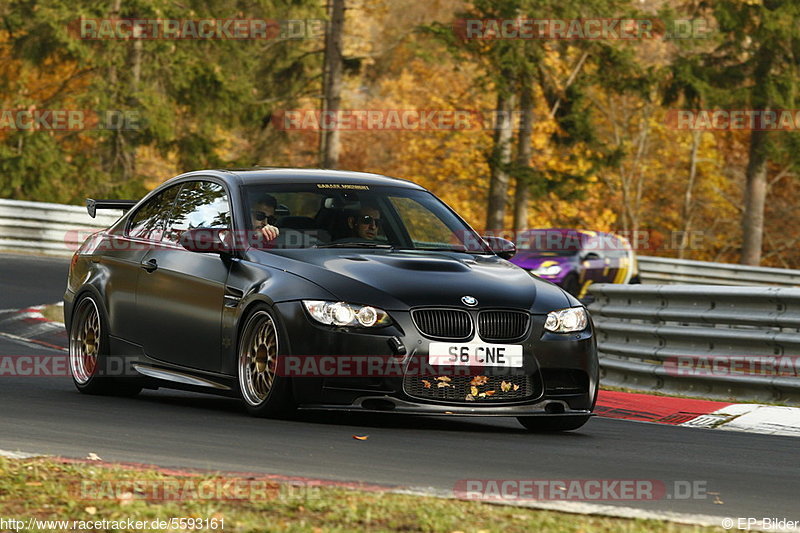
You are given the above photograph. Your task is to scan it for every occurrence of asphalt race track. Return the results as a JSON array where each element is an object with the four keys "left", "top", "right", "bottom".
[{"left": 1, "top": 252, "right": 798, "bottom": 523}]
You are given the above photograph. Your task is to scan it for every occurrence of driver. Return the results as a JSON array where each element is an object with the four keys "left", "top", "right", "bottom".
[
  {"left": 347, "top": 205, "right": 382, "bottom": 240},
  {"left": 250, "top": 194, "right": 280, "bottom": 242}
]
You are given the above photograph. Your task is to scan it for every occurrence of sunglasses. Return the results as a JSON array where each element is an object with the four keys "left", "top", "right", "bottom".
[
  {"left": 358, "top": 215, "right": 382, "bottom": 228},
  {"left": 252, "top": 211, "right": 277, "bottom": 225}
]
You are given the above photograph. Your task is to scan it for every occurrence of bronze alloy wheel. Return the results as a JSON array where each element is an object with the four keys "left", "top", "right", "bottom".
[
  {"left": 238, "top": 310, "right": 279, "bottom": 406},
  {"left": 69, "top": 297, "right": 101, "bottom": 385}
]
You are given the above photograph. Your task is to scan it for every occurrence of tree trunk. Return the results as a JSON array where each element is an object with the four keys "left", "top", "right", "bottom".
[
  {"left": 513, "top": 83, "right": 534, "bottom": 232},
  {"left": 741, "top": 129, "right": 769, "bottom": 265},
  {"left": 486, "top": 91, "right": 515, "bottom": 232},
  {"left": 320, "top": 0, "right": 345, "bottom": 169},
  {"left": 678, "top": 130, "right": 701, "bottom": 259},
  {"left": 103, "top": 0, "right": 136, "bottom": 189}
]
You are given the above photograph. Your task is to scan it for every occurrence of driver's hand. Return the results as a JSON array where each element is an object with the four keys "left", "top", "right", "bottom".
[{"left": 260, "top": 224, "right": 279, "bottom": 241}]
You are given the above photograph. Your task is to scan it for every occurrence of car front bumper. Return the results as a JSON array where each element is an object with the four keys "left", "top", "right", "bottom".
[{"left": 275, "top": 302, "right": 599, "bottom": 416}]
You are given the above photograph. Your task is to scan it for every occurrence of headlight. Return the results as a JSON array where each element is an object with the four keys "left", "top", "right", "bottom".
[
  {"left": 544, "top": 307, "right": 588, "bottom": 333},
  {"left": 533, "top": 264, "right": 562, "bottom": 276},
  {"left": 302, "top": 301, "right": 392, "bottom": 328}
]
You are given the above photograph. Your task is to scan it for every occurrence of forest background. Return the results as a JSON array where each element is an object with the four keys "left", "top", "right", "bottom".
[{"left": 2, "top": 0, "right": 798, "bottom": 267}]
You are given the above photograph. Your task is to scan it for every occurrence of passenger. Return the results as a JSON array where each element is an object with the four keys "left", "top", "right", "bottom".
[
  {"left": 347, "top": 205, "right": 382, "bottom": 240},
  {"left": 251, "top": 194, "right": 280, "bottom": 242}
]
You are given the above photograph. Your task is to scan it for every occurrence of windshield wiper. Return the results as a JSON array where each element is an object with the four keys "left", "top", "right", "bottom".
[{"left": 313, "top": 242, "right": 393, "bottom": 249}]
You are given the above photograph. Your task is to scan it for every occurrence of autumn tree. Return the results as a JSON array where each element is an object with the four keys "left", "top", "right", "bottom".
[
  {"left": 0, "top": 0, "right": 322, "bottom": 201},
  {"left": 670, "top": 0, "right": 800, "bottom": 265}
]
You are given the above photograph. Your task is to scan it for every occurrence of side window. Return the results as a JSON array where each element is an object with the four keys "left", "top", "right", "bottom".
[
  {"left": 127, "top": 185, "right": 180, "bottom": 241},
  {"left": 163, "top": 181, "right": 231, "bottom": 244},
  {"left": 581, "top": 237, "right": 603, "bottom": 259}
]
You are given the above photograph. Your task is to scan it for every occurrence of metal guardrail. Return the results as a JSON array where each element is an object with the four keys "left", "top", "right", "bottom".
[
  {"left": 0, "top": 199, "right": 121, "bottom": 257},
  {"left": 589, "top": 284, "right": 800, "bottom": 403},
  {"left": 638, "top": 255, "right": 800, "bottom": 287}
]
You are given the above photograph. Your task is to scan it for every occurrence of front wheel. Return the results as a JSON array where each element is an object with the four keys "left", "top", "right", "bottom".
[
  {"left": 69, "top": 294, "right": 140, "bottom": 397},
  {"left": 237, "top": 306, "right": 294, "bottom": 418},
  {"left": 517, "top": 415, "right": 591, "bottom": 432}
]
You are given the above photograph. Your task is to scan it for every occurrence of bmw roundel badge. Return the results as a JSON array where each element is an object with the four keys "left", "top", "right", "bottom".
[{"left": 461, "top": 295, "right": 478, "bottom": 307}]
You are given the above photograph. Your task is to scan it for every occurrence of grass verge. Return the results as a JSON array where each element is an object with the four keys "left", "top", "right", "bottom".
[{"left": 0, "top": 457, "right": 723, "bottom": 533}]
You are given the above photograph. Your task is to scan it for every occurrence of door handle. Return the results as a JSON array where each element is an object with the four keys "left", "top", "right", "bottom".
[{"left": 141, "top": 258, "right": 158, "bottom": 272}]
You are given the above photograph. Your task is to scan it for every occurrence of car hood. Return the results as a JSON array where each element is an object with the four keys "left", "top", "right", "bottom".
[
  {"left": 252, "top": 248, "right": 573, "bottom": 312},
  {"left": 510, "top": 252, "right": 575, "bottom": 272}
]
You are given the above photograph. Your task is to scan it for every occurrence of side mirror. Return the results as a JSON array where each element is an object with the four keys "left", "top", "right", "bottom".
[
  {"left": 180, "top": 228, "right": 231, "bottom": 254},
  {"left": 483, "top": 236, "right": 517, "bottom": 260}
]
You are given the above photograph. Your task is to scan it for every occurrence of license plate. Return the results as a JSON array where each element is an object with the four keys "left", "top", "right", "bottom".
[{"left": 428, "top": 343, "right": 523, "bottom": 367}]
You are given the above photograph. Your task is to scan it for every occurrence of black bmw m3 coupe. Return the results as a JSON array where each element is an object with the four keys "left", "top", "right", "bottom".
[{"left": 65, "top": 168, "right": 598, "bottom": 431}]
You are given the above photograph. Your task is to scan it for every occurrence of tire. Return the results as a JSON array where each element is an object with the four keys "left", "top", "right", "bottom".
[
  {"left": 561, "top": 274, "right": 581, "bottom": 297},
  {"left": 517, "top": 415, "right": 591, "bottom": 432},
  {"left": 237, "top": 305, "right": 294, "bottom": 418},
  {"left": 69, "top": 294, "right": 141, "bottom": 397}
]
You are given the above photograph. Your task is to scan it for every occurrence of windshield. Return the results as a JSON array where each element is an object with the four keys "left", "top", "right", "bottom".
[{"left": 241, "top": 183, "right": 491, "bottom": 253}]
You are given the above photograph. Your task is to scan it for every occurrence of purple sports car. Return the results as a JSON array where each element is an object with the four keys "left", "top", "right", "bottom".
[{"left": 510, "top": 229, "right": 640, "bottom": 297}]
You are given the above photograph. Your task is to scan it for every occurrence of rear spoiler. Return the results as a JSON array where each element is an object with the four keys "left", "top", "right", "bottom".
[{"left": 86, "top": 198, "right": 137, "bottom": 218}]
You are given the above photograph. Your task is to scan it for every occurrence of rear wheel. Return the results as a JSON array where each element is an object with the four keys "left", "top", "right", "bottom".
[
  {"left": 517, "top": 415, "right": 591, "bottom": 432},
  {"left": 69, "top": 294, "right": 141, "bottom": 396},
  {"left": 237, "top": 306, "right": 294, "bottom": 418}
]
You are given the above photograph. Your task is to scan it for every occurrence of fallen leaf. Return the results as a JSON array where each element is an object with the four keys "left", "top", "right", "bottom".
[
  {"left": 353, "top": 435, "right": 368, "bottom": 440},
  {"left": 512, "top": 384, "right": 520, "bottom": 391},
  {"left": 485, "top": 390, "right": 496, "bottom": 396},
  {"left": 117, "top": 492, "right": 134, "bottom": 506},
  {"left": 86, "top": 453, "right": 102, "bottom": 461},
  {"left": 465, "top": 394, "right": 475, "bottom": 401},
  {"left": 422, "top": 379, "right": 432, "bottom": 389},
  {"left": 470, "top": 375, "right": 489, "bottom": 386},
  {"left": 470, "top": 386, "right": 478, "bottom": 396},
  {"left": 437, "top": 381, "right": 451, "bottom": 388},
  {"left": 435, "top": 376, "right": 451, "bottom": 382},
  {"left": 500, "top": 381, "right": 511, "bottom": 392},
  {"left": 478, "top": 393, "right": 486, "bottom": 398},
  {"left": 25, "top": 482, "right": 42, "bottom": 487},
  {"left": 85, "top": 506, "right": 97, "bottom": 515}
]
